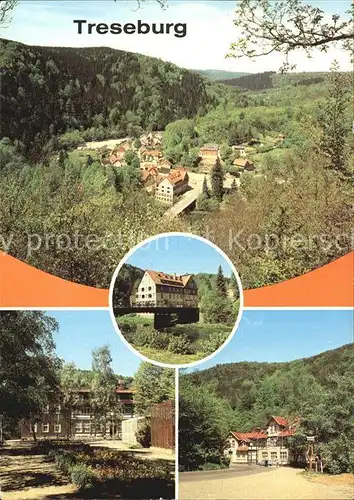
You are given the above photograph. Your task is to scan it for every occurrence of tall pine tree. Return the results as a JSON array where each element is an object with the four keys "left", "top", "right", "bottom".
[
  {"left": 211, "top": 157, "right": 224, "bottom": 202},
  {"left": 216, "top": 265, "right": 227, "bottom": 296}
]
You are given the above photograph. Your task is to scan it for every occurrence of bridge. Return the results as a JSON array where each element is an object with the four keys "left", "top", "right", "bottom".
[
  {"left": 164, "top": 189, "right": 198, "bottom": 218},
  {"left": 115, "top": 306, "right": 200, "bottom": 329}
]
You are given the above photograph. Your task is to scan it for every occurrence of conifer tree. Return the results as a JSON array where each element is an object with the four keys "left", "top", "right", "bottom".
[
  {"left": 202, "top": 175, "right": 210, "bottom": 199},
  {"left": 211, "top": 158, "right": 224, "bottom": 202},
  {"left": 216, "top": 265, "right": 227, "bottom": 296}
]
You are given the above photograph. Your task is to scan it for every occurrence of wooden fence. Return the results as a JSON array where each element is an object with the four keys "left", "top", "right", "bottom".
[{"left": 151, "top": 400, "right": 174, "bottom": 449}]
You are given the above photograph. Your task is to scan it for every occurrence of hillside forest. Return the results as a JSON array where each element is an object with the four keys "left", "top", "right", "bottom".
[
  {"left": 0, "top": 38, "right": 352, "bottom": 290},
  {"left": 179, "top": 344, "right": 354, "bottom": 474}
]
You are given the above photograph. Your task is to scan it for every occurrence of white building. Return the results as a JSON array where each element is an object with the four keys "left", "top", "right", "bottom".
[{"left": 133, "top": 270, "right": 198, "bottom": 308}]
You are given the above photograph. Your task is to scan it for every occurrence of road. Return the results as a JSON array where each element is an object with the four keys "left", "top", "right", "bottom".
[
  {"left": 179, "top": 465, "right": 354, "bottom": 500},
  {"left": 180, "top": 464, "right": 272, "bottom": 482}
]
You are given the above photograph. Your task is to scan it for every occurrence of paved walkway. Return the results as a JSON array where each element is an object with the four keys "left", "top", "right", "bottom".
[{"left": 179, "top": 466, "right": 354, "bottom": 499}]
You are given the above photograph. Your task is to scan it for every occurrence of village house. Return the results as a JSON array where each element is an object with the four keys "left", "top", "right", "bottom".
[
  {"left": 226, "top": 416, "right": 299, "bottom": 465},
  {"left": 140, "top": 132, "right": 163, "bottom": 148},
  {"left": 233, "top": 158, "right": 255, "bottom": 171},
  {"left": 100, "top": 141, "right": 132, "bottom": 167},
  {"left": 155, "top": 168, "right": 189, "bottom": 205},
  {"left": 133, "top": 270, "right": 198, "bottom": 308},
  {"left": 232, "top": 145, "right": 247, "bottom": 157},
  {"left": 20, "top": 384, "right": 134, "bottom": 441},
  {"left": 199, "top": 144, "right": 219, "bottom": 163},
  {"left": 140, "top": 148, "right": 163, "bottom": 163},
  {"left": 157, "top": 158, "right": 172, "bottom": 174}
]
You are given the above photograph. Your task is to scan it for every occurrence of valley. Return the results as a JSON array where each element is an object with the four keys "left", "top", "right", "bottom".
[{"left": 0, "top": 39, "right": 352, "bottom": 290}]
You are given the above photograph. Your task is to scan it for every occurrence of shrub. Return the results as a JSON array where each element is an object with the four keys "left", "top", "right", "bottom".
[
  {"left": 55, "top": 452, "right": 76, "bottom": 474},
  {"left": 134, "top": 326, "right": 155, "bottom": 346},
  {"left": 70, "top": 463, "right": 95, "bottom": 489},
  {"left": 136, "top": 422, "right": 151, "bottom": 448},
  {"left": 168, "top": 336, "right": 194, "bottom": 354},
  {"left": 149, "top": 332, "right": 170, "bottom": 350},
  {"left": 199, "top": 330, "right": 229, "bottom": 355}
]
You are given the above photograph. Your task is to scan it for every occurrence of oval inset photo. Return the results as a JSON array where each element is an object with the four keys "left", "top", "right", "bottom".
[{"left": 109, "top": 233, "right": 243, "bottom": 368}]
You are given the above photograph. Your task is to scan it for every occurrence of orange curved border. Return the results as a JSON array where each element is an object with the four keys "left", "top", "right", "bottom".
[{"left": 0, "top": 251, "right": 353, "bottom": 308}]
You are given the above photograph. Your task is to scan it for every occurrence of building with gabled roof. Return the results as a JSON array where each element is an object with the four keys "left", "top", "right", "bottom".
[
  {"left": 155, "top": 168, "right": 189, "bottom": 205},
  {"left": 226, "top": 415, "right": 300, "bottom": 465},
  {"left": 233, "top": 158, "right": 255, "bottom": 171},
  {"left": 20, "top": 384, "right": 134, "bottom": 441},
  {"left": 133, "top": 269, "right": 198, "bottom": 308}
]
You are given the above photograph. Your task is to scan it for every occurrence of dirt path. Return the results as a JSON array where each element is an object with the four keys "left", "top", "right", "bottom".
[
  {"left": 0, "top": 443, "right": 77, "bottom": 500},
  {"left": 179, "top": 466, "right": 353, "bottom": 500}
]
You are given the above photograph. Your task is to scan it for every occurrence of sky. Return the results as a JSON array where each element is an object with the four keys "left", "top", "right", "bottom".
[
  {"left": 125, "top": 234, "right": 234, "bottom": 277},
  {"left": 48, "top": 308, "right": 353, "bottom": 374},
  {"left": 2, "top": 0, "right": 352, "bottom": 72},
  {"left": 188, "top": 309, "right": 354, "bottom": 371},
  {"left": 49, "top": 309, "right": 141, "bottom": 375}
]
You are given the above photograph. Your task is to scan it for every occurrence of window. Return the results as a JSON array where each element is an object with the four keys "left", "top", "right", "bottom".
[
  {"left": 30, "top": 423, "right": 38, "bottom": 433},
  {"left": 123, "top": 405, "right": 133, "bottom": 415},
  {"left": 141, "top": 287, "right": 145, "bottom": 292},
  {"left": 271, "top": 452, "right": 277, "bottom": 459},
  {"left": 55, "top": 404, "right": 61, "bottom": 414},
  {"left": 43, "top": 404, "right": 49, "bottom": 414},
  {"left": 42, "top": 423, "right": 49, "bottom": 433},
  {"left": 262, "top": 452, "right": 268, "bottom": 458},
  {"left": 82, "top": 422, "right": 91, "bottom": 433},
  {"left": 142, "top": 295, "right": 145, "bottom": 299},
  {"left": 54, "top": 424, "right": 61, "bottom": 433},
  {"left": 280, "top": 451, "right": 287, "bottom": 461},
  {"left": 148, "top": 286, "right": 152, "bottom": 290},
  {"left": 75, "top": 422, "right": 82, "bottom": 433}
]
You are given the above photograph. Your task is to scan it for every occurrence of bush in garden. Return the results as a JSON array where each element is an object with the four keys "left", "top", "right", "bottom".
[
  {"left": 134, "top": 326, "right": 155, "bottom": 346},
  {"left": 136, "top": 422, "right": 151, "bottom": 448},
  {"left": 55, "top": 451, "right": 77, "bottom": 474},
  {"left": 199, "top": 330, "right": 229, "bottom": 355},
  {"left": 70, "top": 463, "right": 96, "bottom": 489},
  {"left": 149, "top": 331, "right": 170, "bottom": 350},
  {"left": 168, "top": 336, "right": 194, "bottom": 354}
]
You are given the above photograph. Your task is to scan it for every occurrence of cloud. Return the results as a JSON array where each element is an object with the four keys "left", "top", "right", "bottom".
[{"left": 4, "top": 0, "right": 352, "bottom": 71}]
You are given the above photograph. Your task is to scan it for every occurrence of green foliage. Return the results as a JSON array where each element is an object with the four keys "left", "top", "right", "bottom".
[
  {"left": 136, "top": 422, "right": 151, "bottom": 448},
  {"left": 0, "top": 311, "right": 60, "bottom": 428},
  {"left": 168, "top": 336, "right": 194, "bottom": 355},
  {"left": 179, "top": 377, "right": 233, "bottom": 471},
  {"left": 133, "top": 363, "right": 174, "bottom": 415},
  {"left": 70, "top": 464, "right": 95, "bottom": 489},
  {"left": 1, "top": 39, "right": 212, "bottom": 157},
  {"left": 216, "top": 265, "right": 227, "bottom": 296},
  {"left": 198, "top": 330, "right": 230, "bottom": 356},
  {"left": 210, "top": 157, "right": 224, "bottom": 201}
]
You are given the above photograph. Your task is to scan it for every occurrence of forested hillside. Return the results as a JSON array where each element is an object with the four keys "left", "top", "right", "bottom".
[
  {"left": 193, "top": 69, "right": 250, "bottom": 81},
  {"left": 0, "top": 39, "right": 213, "bottom": 157},
  {"left": 188, "top": 344, "right": 354, "bottom": 410},
  {"left": 219, "top": 71, "right": 276, "bottom": 90}
]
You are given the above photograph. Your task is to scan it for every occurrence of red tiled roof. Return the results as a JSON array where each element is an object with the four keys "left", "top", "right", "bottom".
[
  {"left": 166, "top": 168, "right": 188, "bottom": 186},
  {"left": 270, "top": 416, "right": 289, "bottom": 427},
  {"left": 146, "top": 270, "right": 193, "bottom": 288},
  {"left": 279, "top": 429, "right": 296, "bottom": 437},
  {"left": 231, "top": 431, "right": 267, "bottom": 441}
]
